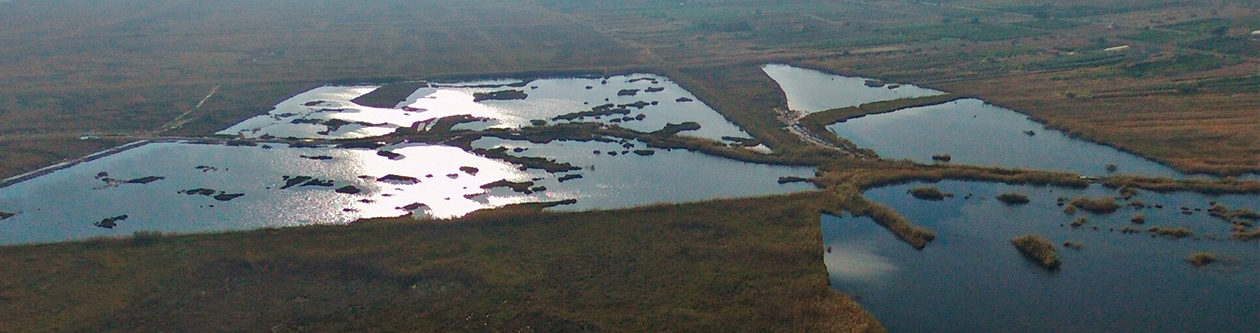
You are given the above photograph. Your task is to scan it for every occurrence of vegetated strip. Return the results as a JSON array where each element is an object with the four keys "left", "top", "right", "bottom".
[
  {"left": 816, "top": 159, "right": 1091, "bottom": 190},
  {"left": 823, "top": 184, "right": 936, "bottom": 250},
  {"left": 797, "top": 94, "right": 966, "bottom": 147},
  {"left": 1100, "top": 175, "right": 1260, "bottom": 194},
  {"left": 810, "top": 158, "right": 1260, "bottom": 250},
  {"left": 391, "top": 120, "right": 843, "bottom": 167}
]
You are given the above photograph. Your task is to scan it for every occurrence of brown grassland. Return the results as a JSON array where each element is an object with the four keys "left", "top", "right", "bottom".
[
  {"left": 0, "top": 193, "right": 880, "bottom": 332},
  {"left": 1, "top": 0, "right": 1259, "bottom": 330}
]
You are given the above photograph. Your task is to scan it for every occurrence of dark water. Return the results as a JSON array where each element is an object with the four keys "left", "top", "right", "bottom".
[{"left": 824, "top": 180, "right": 1259, "bottom": 332}]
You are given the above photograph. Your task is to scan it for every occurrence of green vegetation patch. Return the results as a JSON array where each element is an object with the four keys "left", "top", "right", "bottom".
[
  {"left": 1025, "top": 51, "right": 1134, "bottom": 71},
  {"left": 1121, "top": 30, "right": 1193, "bottom": 44},
  {"left": 1162, "top": 18, "right": 1233, "bottom": 35},
  {"left": 1182, "top": 37, "right": 1260, "bottom": 58},
  {"left": 1123, "top": 53, "right": 1241, "bottom": 78},
  {"left": 1014, "top": 19, "right": 1087, "bottom": 30},
  {"left": 896, "top": 22, "right": 1040, "bottom": 42}
]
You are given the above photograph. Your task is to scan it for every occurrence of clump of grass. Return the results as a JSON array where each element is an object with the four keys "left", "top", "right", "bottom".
[
  {"left": 1068, "top": 196, "right": 1120, "bottom": 214},
  {"left": 1235, "top": 208, "right": 1260, "bottom": 220},
  {"left": 996, "top": 192, "right": 1030, "bottom": 204},
  {"left": 1117, "top": 186, "right": 1138, "bottom": 200},
  {"left": 1062, "top": 241, "right": 1084, "bottom": 250},
  {"left": 1207, "top": 203, "right": 1260, "bottom": 222},
  {"left": 1011, "top": 234, "right": 1061, "bottom": 270},
  {"left": 1070, "top": 217, "right": 1087, "bottom": 228},
  {"left": 471, "top": 89, "right": 527, "bottom": 102},
  {"left": 1130, "top": 214, "right": 1146, "bottom": 224},
  {"left": 1148, "top": 226, "right": 1194, "bottom": 239},
  {"left": 908, "top": 186, "right": 952, "bottom": 201},
  {"left": 1185, "top": 252, "right": 1218, "bottom": 267},
  {"left": 1232, "top": 227, "right": 1260, "bottom": 241}
]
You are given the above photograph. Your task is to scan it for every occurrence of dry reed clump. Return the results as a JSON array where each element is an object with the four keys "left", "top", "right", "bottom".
[
  {"left": 1130, "top": 214, "right": 1146, "bottom": 224},
  {"left": 1185, "top": 252, "right": 1218, "bottom": 267},
  {"left": 1011, "top": 234, "right": 1061, "bottom": 270},
  {"left": 1068, "top": 196, "right": 1120, "bottom": 214},
  {"left": 908, "top": 186, "right": 951, "bottom": 200},
  {"left": 996, "top": 192, "right": 1030, "bottom": 204},
  {"left": 1232, "top": 227, "right": 1260, "bottom": 241},
  {"left": 1148, "top": 226, "right": 1194, "bottom": 239}
]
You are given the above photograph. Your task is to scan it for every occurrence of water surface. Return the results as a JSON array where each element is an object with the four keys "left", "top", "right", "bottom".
[
  {"left": 762, "top": 64, "right": 944, "bottom": 113},
  {"left": 825, "top": 180, "right": 1258, "bottom": 332},
  {"left": 221, "top": 74, "right": 763, "bottom": 146},
  {"left": 0, "top": 139, "right": 813, "bottom": 245},
  {"left": 827, "top": 99, "right": 1185, "bottom": 177}
]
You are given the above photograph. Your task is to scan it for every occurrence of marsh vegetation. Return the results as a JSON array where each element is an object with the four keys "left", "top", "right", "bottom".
[{"left": 2, "top": 0, "right": 1260, "bottom": 331}]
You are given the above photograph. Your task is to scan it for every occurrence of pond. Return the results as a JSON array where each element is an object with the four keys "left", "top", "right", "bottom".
[
  {"left": 762, "top": 64, "right": 1194, "bottom": 177},
  {"left": 826, "top": 99, "right": 1185, "bottom": 177},
  {"left": 761, "top": 64, "right": 944, "bottom": 113},
  {"left": 0, "top": 137, "right": 812, "bottom": 245},
  {"left": 824, "top": 180, "right": 1259, "bottom": 332},
  {"left": 219, "top": 73, "right": 765, "bottom": 149},
  {"left": 0, "top": 70, "right": 826, "bottom": 245}
]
